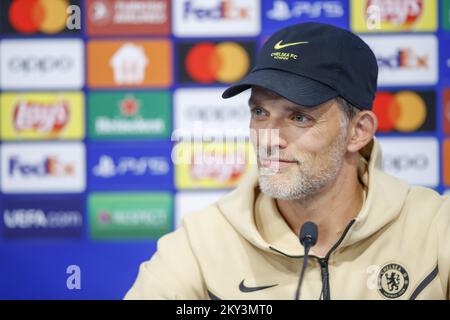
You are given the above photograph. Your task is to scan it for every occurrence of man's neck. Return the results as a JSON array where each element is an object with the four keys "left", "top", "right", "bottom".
[{"left": 275, "top": 157, "right": 365, "bottom": 257}]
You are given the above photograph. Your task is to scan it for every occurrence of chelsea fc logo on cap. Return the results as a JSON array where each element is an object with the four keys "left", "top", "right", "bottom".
[{"left": 378, "top": 263, "right": 409, "bottom": 299}]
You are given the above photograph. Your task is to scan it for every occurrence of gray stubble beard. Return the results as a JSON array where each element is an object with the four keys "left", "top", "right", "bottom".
[{"left": 257, "top": 128, "right": 348, "bottom": 201}]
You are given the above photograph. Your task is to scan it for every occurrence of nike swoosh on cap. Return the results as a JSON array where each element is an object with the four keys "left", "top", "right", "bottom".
[
  {"left": 238, "top": 279, "right": 278, "bottom": 293},
  {"left": 274, "top": 40, "right": 309, "bottom": 50}
]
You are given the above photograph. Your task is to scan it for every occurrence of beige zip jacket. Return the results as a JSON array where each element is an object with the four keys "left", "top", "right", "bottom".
[{"left": 125, "top": 138, "right": 450, "bottom": 300}]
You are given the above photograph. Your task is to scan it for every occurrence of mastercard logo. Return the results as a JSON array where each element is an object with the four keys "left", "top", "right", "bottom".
[
  {"left": 373, "top": 91, "right": 434, "bottom": 132},
  {"left": 8, "top": 0, "right": 70, "bottom": 34},
  {"left": 444, "top": 140, "right": 450, "bottom": 186},
  {"left": 443, "top": 89, "right": 450, "bottom": 135},
  {"left": 183, "top": 42, "right": 252, "bottom": 84}
]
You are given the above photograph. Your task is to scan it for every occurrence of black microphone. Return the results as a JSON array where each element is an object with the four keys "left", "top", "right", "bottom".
[{"left": 294, "top": 221, "right": 318, "bottom": 300}]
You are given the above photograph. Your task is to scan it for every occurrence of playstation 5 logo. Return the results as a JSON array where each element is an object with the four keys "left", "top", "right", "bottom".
[
  {"left": 267, "top": 0, "right": 344, "bottom": 21},
  {"left": 93, "top": 155, "right": 170, "bottom": 178}
]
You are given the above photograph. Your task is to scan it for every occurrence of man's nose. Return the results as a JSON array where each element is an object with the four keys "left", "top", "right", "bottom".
[{"left": 252, "top": 127, "right": 288, "bottom": 151}]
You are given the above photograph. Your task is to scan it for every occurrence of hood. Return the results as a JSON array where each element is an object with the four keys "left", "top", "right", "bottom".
[{"left": 217, "top": 138, "right": 410, "bottom": 257}]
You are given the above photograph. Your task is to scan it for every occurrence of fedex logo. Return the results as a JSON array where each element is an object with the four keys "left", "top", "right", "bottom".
[
  {"left": 183, "top": 0, "right": 249, "bottom": 20},
  {"left": 173, "top": 0, "right": 260, "bottom": 37},
  {"left": 1, "top": 143, "right": 85, "bottom": 193},
  {"left": 377, "top": 48, "right": 428, "bottom": 69},
  {"left": 8, "top": 156, "right": 74, "bottom": 177},
  {"left": 362, "top": 35, "right": 437, "bottom": 86}
]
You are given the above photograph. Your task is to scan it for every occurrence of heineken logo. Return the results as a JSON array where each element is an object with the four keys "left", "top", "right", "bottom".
[{"left": 88, "top": 92, "right": 170, "bottom": 139}]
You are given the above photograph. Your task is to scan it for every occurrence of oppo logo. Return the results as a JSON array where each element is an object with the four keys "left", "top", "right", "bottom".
[
  {"left": 8, "top": 56, "right": 73, "bottom": 73},
  {"left": 383, "top": 154, "right": 429, "bottom": 171},
  {"left": 185, "top": 105, "right": 248, "bottom": 122}
]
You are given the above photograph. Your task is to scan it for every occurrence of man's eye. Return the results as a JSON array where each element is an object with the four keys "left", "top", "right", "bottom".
[
  {"left": 251, "top": 107, "right": 266, "bottom": 118},
  {"left": 293, "top": 114, "right": 310, "bottom": 123}
]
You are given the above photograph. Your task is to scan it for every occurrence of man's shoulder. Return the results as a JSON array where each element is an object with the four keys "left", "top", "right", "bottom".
[
  {"left": 375, "top": 167, "right": 445, "bottom": 204},
  {"left": 154, "top": 200, "right": 232, "bottom": 255},
  {"left": 182, "top": 200, "right": 225, "bottom": 226},
  {"left": 180, "top": 180, "right": 257, "bottom": 227},
  {"left": 180, "top": 192, "right": 236, "bottom": 233},
  {"left": 373, "top": 168, "right": 448, "bottom": 222},
  {"left": 401, "top": 183, "right": 449, "bottom": 222}
]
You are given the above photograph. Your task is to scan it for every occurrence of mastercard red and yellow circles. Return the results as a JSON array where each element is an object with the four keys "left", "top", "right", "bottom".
[
  {"left": 185, "top": 42, "right": 250, "bottom": 84},
  {"left": 9, "top": 0, "right": 70, "bottom": 34},
  {"left": 373, "top": 91, "right": 427, "bottom": 132},
  {"left": 444, "top": 140, "right": 450, "bottom": 186}
]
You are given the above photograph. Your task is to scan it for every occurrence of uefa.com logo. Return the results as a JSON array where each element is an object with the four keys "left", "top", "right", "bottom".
[{"left": 171, "top": 123, "right": 284, "bottom": 176}]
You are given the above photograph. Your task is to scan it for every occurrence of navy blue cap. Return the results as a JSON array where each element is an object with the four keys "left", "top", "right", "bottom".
[{"left": 222, "top": 22, "right": 378, "bottom": 110}]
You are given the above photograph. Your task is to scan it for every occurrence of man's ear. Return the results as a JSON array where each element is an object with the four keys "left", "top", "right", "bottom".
[{"left": 347, "top": 111, "right": 378, "bottom": 153}]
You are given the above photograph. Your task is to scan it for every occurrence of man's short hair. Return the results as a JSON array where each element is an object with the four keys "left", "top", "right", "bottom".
[{"left": 336, "top": 96, "right": 360, "bottom": 122}]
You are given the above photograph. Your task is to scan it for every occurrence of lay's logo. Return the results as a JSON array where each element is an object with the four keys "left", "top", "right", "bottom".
[
  {"left": 351, "top": 0, "right": 437, "bottom": 32},
  {"left": 0, "top": 93, "right": 84, "bottom": 140},
  {"left": 367, "top": 0, "right": 423, "bottom": 25},
  {"left": 14, "top": 101, "right": 69, "bottom": 134},
  {"left": 174, "top": 142, "right": 256, "bottom": 189}
]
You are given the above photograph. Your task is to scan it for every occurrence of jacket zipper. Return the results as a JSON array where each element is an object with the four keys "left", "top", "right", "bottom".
[
  {"left": 316, "top": 219, "right": 356, "bottom": 300},
  {"left": 268, "top": 219, "right": 356, "bottom": 300},
  {"left": 318, "top": 258, "right": 330, "bottom": 300}
]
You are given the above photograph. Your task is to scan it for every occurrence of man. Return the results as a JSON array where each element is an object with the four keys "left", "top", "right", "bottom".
[{"left": 125, "top": 23, "right": 450, "bottom": 300}]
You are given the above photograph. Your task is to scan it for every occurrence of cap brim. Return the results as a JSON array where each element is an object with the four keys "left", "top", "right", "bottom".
[{"left": 222, "top": 69, "right": 339, "bottom": 107}]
